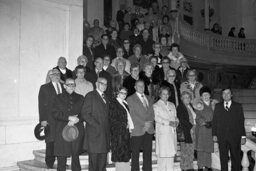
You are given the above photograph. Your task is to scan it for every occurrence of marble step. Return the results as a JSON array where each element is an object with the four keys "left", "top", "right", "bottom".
[
  {"left": 243, "top": 104, "right": 256, "bottom": 111},
  {"left": 244, "top": 111, "right": 256, "bottom": 119},
  {"left": 233, "top": 89, "right": 256, "bottom": 97},
  {"left": 17, "top": 159, "right": 198, "bottom": 171},
  {"left": 233, "top": 96, "right": 256, "bottom": 104},
  {"left": 0, "top": 166, "right": 20, "bottom": 171}
]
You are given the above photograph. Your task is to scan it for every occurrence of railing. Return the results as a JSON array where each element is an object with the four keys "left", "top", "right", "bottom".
[
  {"left": 241, "top": 138, "right": 256, "bottom": 171},
  {"left": 178, "top": 20, "right": 256, "bottom": 57}
]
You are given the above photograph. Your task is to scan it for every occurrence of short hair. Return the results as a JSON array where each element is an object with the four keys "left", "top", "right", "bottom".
[
  {"left": 170, "top": 43, "right": 180, "bottom": 51},
  {"left": 94, "top": 57, "right": 103, "bottom": 63},
  {"left": 124, "top": 22, "right": 130, "bottom": 28},
  {"left": 77, "top": 55, "right": 88, "bottom": 64},
  {"left": 101, "top": 34, "right": 109, "bottom": 39},
  {"left": 186, "top": 69, "right": 197, "bottom": 78},
  {"left": 162, "top": 15, "right": 170, "bottom": 22},
  {"left": 167, "top": 69, "right": 176, "bottom": 76},
  {"left": 149, "top": 55, "right": 158, "bottom": 62},
  {"left": 133, "top": 44, "right": 142, "bottom": 52},
  {"left": 123, "top": 39, "right": 130, "bottom": 43},
  {"left": 97, "top": 77, "right": 107, "bottom": 83},
  {"left": 115, "top": 58, "right": 126, "bottom": 69},
  {"left": 221, "top": 87, "right": 232, "bottom": 93},
  {"left": 161, "top": 56, "right": 170, "bottom": 63},
  {"left": 87, "top": 35, "right": 94, "bottom": 41},
  {"left": 142, "top": 29, "right": 149, "bottom": 34},
  {"left": 158, "top": 86, "right": 170, "bottom": 97},
  {"left": 153, "top": 42, "right": 161, "bottom": 49},
  {"left": 130, "top": 63, "right": 140, "bottom": 72},
  {"left": 143, "top": 62, "right": 153, "bottom": 70},
  {"left": 116, "top": 86, "right": 128, "bottom": 95},
  {"left": 199, "top": 86, "right": 211, "bottom": 96},
  {"left": 135, "top": 79, "right": 145, "bottom": 86},
  {"left": 58, "top": 56, "right": 67, "bottom": 62},
  {"left": 180, "top": 91, "right": 192, "bottom": 99},
  {"left": 75, "top": 65, "right": 86, "bottom": 74},
  {"left": 65, "top": 78, "right": 75, "bottom": 84}
]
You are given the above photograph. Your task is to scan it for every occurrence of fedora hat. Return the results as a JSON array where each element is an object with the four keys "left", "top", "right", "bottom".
[
  {"left": 62, "top": 125, "right": 79, "bottom": 142},
  {"left": 34, "top": 123, "right": 49, "bottom": 141}
]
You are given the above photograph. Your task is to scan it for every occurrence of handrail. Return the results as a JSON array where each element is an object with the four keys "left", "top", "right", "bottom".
[{"left": 178, "top": 20, "right": 256, "bottom": 57}]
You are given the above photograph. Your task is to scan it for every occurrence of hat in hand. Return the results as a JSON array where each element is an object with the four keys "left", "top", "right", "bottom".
[
  {"left": 34, "top": 123, "right": 49, "bottom": 141},
  {"left": 62, "top": 125, "right": 79, "bottom": 142}
]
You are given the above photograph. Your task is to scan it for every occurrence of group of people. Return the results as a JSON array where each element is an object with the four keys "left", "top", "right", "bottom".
[
  {"left": 38, "top": 2, "right": 246, "bottom": 171},
  {"left": 228, "top": 27, "right": 246, "bottom": 38}
]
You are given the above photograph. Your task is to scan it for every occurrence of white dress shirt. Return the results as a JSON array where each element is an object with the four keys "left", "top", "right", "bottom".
[{"left": 52, "top": 82, "right": 62, "bottom": 94}]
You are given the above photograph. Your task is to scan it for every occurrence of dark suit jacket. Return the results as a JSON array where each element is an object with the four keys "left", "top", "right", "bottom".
[
  {"left": 94, "top": 43, "right": 116, "bottom": 61},
  {"left": 176, "top": 67, "right": 189, "bottom": 85},
  {"left": 81, "top": 90, "right": 110, "bottom": 153},
  {"left": 212, "top": 101, "right": 246, "bottom": 141},
  {"left": 83, "top": 45, "right": 95, "bottom": 70},
  {"left": 176, "top": 102, "right": 193, "bottom": 143},
  {"left": 127, "top": 93, "right": 155, "bottom": 136},
  {"left": 38, "top": 82, "right": 61, "bottom": 142},
  {"left": 52, "top": 91, "right": 84, "bottom": 156},
  {"left": 54, "top": 66, "right": 73, "bottom": 82},
  {"left": 161, "top": 80, "right": 181, "bottom": 107},
  {"left": 85, "top": 69, "right": 113, "bottom": 99},
  {"left": 123, "top": 75, "right": 137, "bottom": 97}
]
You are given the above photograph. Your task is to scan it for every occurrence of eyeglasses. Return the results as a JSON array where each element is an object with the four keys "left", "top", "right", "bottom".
[
  {"left": 168, "top": 75, "right": 176, "bottom": 77},
  {"left": 65, "top": 83, "right": 76, "bottom": 87},
  {"left": 98, "top": 81, "right": 107, "bottom": 86},
  {"left": 188, "top": 75, "right": 196, "bottom": 77},
  {"left": 124, "top": 42, "right": 130, "bottom": 44},
  {"left": 162, "top": 62, "right": 169, "bottom": 64}
]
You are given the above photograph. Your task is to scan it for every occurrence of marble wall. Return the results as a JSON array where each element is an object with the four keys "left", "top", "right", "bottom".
[{"left": 0, "top": 0, "right": 83, "bottom": 168}]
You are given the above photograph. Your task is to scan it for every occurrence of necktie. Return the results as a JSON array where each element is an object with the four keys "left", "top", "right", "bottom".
[
  {"left": 96, "top": 70, "right": 100, "bottom": 78},
  {"left": 225, "top": 102, "right": 229, "bottom": 111},
  {"left": 56, "top": 83, "right": 61, "bottom": 94},
  {"left": 102, "top": 93, "right": 106, "bottom": 104},
  {"left": 141, "top": 95, "right": 148, "bottom": 108}
]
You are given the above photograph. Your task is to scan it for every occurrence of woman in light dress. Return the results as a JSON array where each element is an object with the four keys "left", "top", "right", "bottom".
[{"left": 153, "top": 86, "right": 178, "bottom": 171}]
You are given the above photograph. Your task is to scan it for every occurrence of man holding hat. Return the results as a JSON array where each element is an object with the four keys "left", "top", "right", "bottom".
[
  {"left": 212, "top": 88, "right": 246, "bottom": 171},
  {"left": 81, "top": 77, "right": 110, "bottom": 171},
  {"left": 38, "top": 68, "right": 62, "bottom": 168},
  {"left": 52, "top": 78, "right": 84, "bottom": 171}
]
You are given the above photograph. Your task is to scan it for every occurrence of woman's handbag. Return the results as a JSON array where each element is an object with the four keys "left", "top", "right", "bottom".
[{"left": 176, "top": 124, "right": 185, "bottom": 142}]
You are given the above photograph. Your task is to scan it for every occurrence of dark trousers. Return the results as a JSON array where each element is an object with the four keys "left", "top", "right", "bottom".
[
  {"left": 218, "top": 138, "right": 241, "bottom": 171},
  {"left": 57, "top": 155, "right": 81, "bottom": 171},
  {"left": 45, "top": 141, "right": 55, "bottom": 168},
  {"left": 131, "top": 132, "right": 153, "bottom": 171},
  {"left": 88, "top": 153, "right": 107, "bottom": 171}
]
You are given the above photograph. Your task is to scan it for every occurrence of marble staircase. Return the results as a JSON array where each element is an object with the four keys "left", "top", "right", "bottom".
[{"left": 17, "top": 142, "right": 198, "bottom": 171}]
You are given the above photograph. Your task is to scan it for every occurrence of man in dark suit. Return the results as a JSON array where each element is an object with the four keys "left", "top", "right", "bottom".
[
  {"left": 52, "top": 78, "right": 84, "bottom": 171},
  {"left": 81, "top": 77, "right": 110, "bottom": 171},
  {"left": 127, "top": 80, "right": 155, "bottom": 171},
  {"left": 212, "top": 88, "right": 246, "bottom": 171},
  {"left": 94, "top": 34, "right": 116, "bottom": 61},
  {"left": 38, "top": 68, "right": 63, "bottom": 168},
  {"left": 53, "top": 57, "right": 73, "bottom": 83},
  {"left": 85, "top": 57, "right": 113, "bottom": 99},
  {"left": 83, "top": 35, "right": 95, "bottom": 70}
]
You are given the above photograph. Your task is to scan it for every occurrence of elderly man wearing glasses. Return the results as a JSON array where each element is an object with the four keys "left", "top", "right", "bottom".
[
  {"left": 52, "top": 78, "right": 84, "bottom": 171},
  {"left": 81, "top": 77, "right": 110, "bottom": 171}
]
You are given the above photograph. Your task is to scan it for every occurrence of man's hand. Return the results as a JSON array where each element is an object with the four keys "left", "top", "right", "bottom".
[
  {"left": 41, "top": 121, "right": 48, "bottom": 127},
  {"left": 144, "top": 121, "right": 153, "bottom": 131},
  {"left": 68, "top": 115, "right": 79, "bottom": 122},
  {"left": 241, "top": 137, "right": 246, "bottom": 145},
  {"left": 213, "top": 136, "right": 218, "bottom": 142}
]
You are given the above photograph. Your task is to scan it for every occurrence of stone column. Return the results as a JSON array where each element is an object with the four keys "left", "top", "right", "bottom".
[
  {"left": 204, "top": 0, "right": 210, "bottom": 30},
  {"left": 170, "top": 0, "right": 177, "bottom": 12}
]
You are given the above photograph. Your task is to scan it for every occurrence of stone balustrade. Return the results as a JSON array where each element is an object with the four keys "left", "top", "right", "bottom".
[{"left": 178, "top": 20, "right": 256, "bottom": 57}]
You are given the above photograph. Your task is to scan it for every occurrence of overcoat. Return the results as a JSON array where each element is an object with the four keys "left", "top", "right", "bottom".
[
  {"left": 52, "top": 91, "right": 84, "bottom": 156},
  {"left": 154, "top": 100, "right": 177, "bottom": 157},
  {"left": 109, "top": 98, "right": 131, "bottom": 162},
  {"left": 81, "top": 90, "right": 110, "bottom": 153}
]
